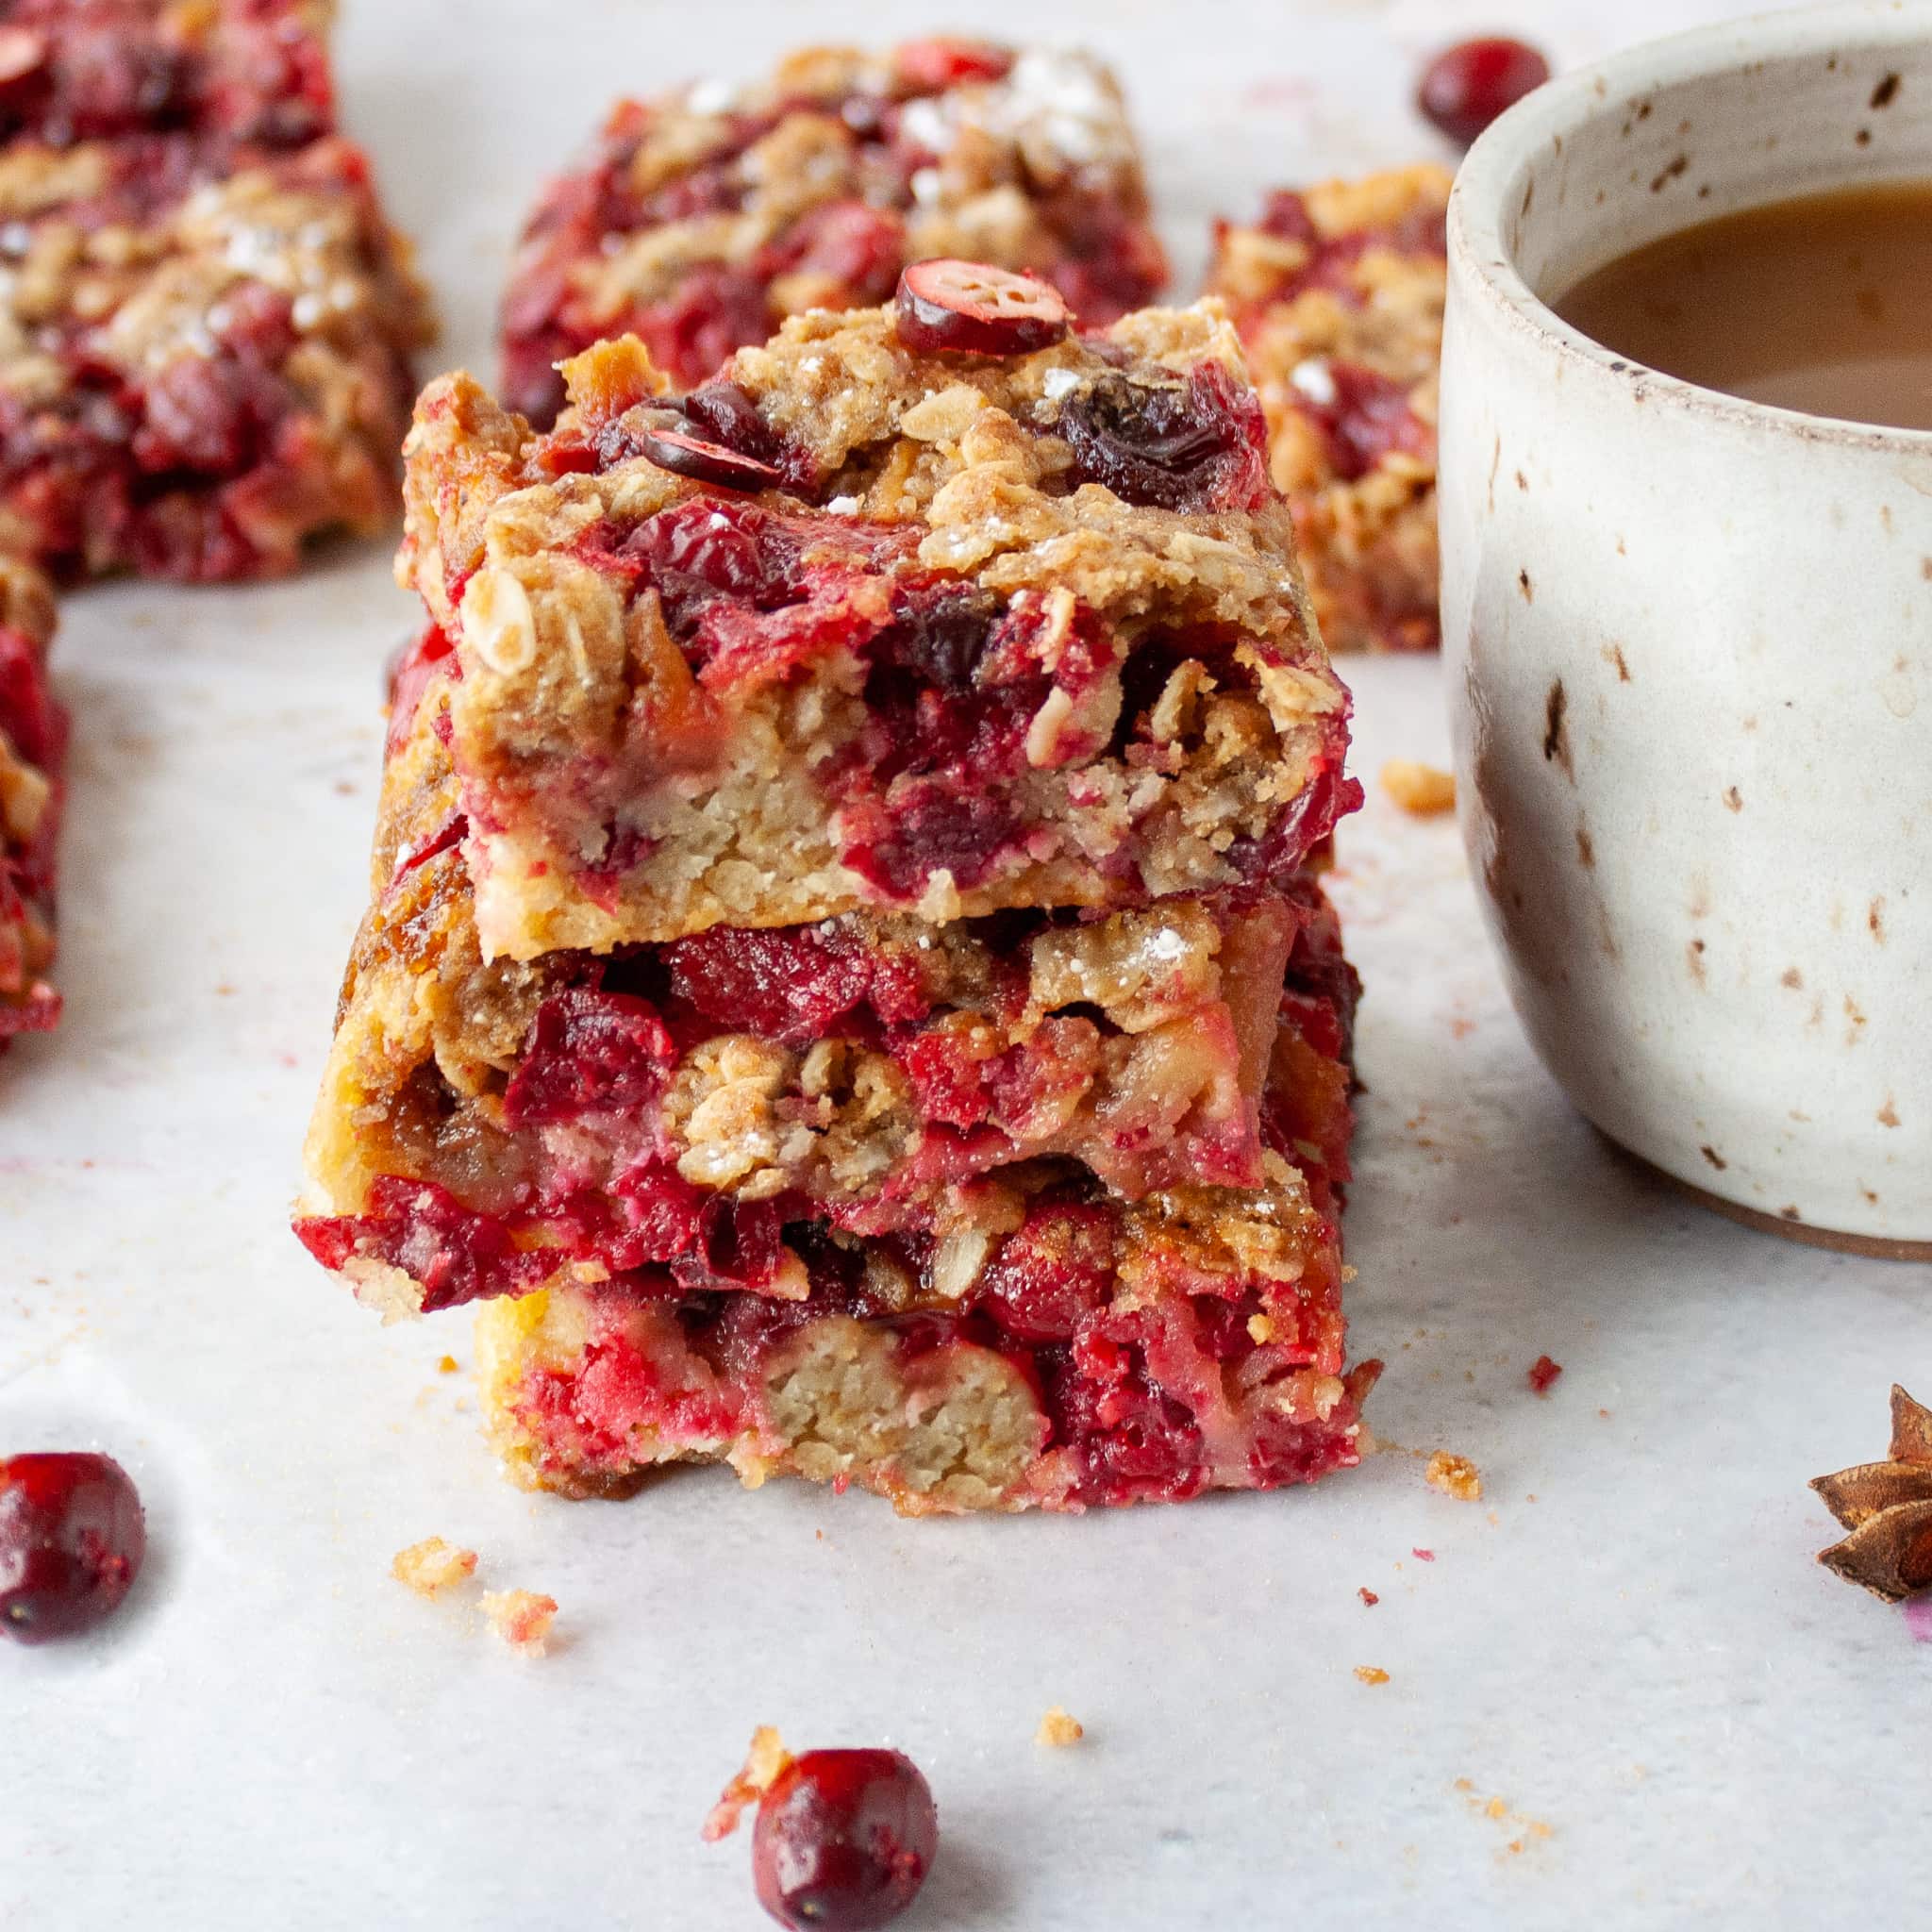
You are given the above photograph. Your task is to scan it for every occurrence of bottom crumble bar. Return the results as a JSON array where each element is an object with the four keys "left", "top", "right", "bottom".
[
  {"left": 0, "top": 552, "right": 61, "bottom": 1042},
  {"left": 472, "top": 908, "right": 1374, "bottom": 1516}
]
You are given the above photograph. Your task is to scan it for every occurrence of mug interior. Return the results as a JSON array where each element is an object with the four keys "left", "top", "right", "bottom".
[{"left": 1464, "top": 2, "right": 1932, "bottom": 394}]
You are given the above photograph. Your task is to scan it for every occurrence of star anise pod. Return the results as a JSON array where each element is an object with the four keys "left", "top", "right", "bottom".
[{"left": 1810, "top": 1385, "right": 1932, "bottom": 1603}]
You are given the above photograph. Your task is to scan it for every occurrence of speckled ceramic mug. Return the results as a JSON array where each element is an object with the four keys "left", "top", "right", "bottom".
[{"left": 1441, "top": 3, "right": 1932, "bottom": 1252}]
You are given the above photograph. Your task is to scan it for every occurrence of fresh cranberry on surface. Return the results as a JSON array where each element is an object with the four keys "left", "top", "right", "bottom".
[
  {"left": 752, "top": 1748, "right": 939, "bottom": 1931},
  {"left": 0, "top": 1452, "right": 146, "bottom": 1644},
  {"left": 1418, "top": 38, "right": 1552, "bottom": 146},
  {"left": 636, "top": 424, "right": 786, "bottom": 492},
  {"left": 895, "top": 258, "right": 1069, "bottom": 356}
]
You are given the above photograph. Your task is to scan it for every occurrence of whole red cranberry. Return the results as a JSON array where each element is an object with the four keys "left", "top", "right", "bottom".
[
  {"left": 1418, "top": 38, "right": 1552, "bottom": 146},
  {"left": 0, "top": 1452, "right": 146, "bottom": 1644},
  {"left": 752, "top": 1749, "right": 938, "bottom": 1930}
]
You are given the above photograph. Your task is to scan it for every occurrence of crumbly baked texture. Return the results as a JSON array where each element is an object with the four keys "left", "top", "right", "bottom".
[
  {"left": 500, "top": 38, "right": 1168, "bottom": 423},
  {"left": 0, "top": 126, "right": 431, "bottom": 579},
  {"left": 480, "top": 1587, "right": 557, "bottom": 1655},
  {"left": 1205, "top": 166, "right": 1449, "bottom": 654},
  {"left": 469, "top": 991, "right": 1373, "bottom": 1515},
  {"left": 390, "top": 1535, "right": 476, "bottom": 1597},
  {"left": 0, "top": 0, "right": 335, "bottom": 148},
  {"left": 0, "top": 549, "right": 62, "bottom": 1043},
  {"left": 296, "top": 671, "right": 1332, "bottom": 1289},
  {"left": 400, "top": 301, "right": 1356, "bottom": 959}
]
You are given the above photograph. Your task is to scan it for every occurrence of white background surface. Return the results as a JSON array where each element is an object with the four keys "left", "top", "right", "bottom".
[{"left": 3, "top": 3, "right": 1928, "bottom": 1927}]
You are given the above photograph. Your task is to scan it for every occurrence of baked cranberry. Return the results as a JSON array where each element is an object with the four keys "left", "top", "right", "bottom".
[
  {"left": 502, "top": 987, "right": 677, "bottom": 1129},
  {"left": 895, "top": 259, "right": 1069, "bottom": 356},
  {"left": 0, "top": 1452, "right": 145, "bottom": 1644},
  {"left": 665, "top": 923, "right": 884, "bottom": 1045},
  {"left": 981, "top": 1202, "right": 1119, "bottom": 1342},
  {"left": 1418, "top": 38, "right": 1551, "bottom": 146},
  {"left": 636, "top": 424, "right": 785, "bottom": 492},
  {"left": 1058, "top": 361, "right": 1267, "bottom": 512},
  {"left": 893, "top": 37, "right": 1013, "bottom": 94},
  {"left": 1298, "top": 359, "right": 1434, "bottom": 482},
  {"left": 752, "top": 1749, "right": 938, "bottom": 1931}
]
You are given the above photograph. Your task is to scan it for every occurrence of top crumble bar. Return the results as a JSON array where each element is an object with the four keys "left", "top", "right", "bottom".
[
  {"left": 500, "top": 38, "right": 1168, "bottom": 424},
  {"left": 0, "top": 0, "right": 335, "bottom": 148},
  {"left": 398, "top": 296, "right": 1358, "bottom": 962}
]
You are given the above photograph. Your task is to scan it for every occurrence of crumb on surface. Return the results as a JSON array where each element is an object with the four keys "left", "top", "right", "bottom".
[
  {"left": 390, "top": 1536, "right": 477, "bottom": 1597},
  {"left": 1425, "top": 1451, "right": 1483, "bottom": 1501},
  {"left": 704, "top": 1726, "right": 792, "bottom": 1841},
  {"left": 1380, "top": 759, "right": 1456, "bottom": 815},
  {"left": 481, "top": 1588, "right": 558, "bottom": 1656},
  {"left": 1358, "top": 1587, "right": 1379, "bottom": 1607},
  {"left": 1355, "top": 1666, "right": 1391, "bottom": 1686},
  {"left": 1036, "top": 1706, "right": 1085, "bottom": 1747},
  {"left": 1411, "top": 1546, "right": 1436, "bottom": 1561},
  {"left": 1527, "top": 1354, "right": 1563, "bottom": 1395},
  {"left": 438, "top": 1354, "right": 460, "bottom": 1374}
]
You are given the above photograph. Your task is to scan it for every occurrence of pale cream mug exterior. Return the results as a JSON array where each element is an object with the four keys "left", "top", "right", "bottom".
[{"left": 1441, "top": 2, "right": 1932, "bottom": 1249}]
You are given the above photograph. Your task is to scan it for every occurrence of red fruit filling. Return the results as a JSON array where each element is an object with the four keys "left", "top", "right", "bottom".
[
  {"left": 1297, "top": 359, "right": 1435, "bottom": 483},
  {"left": 1418, "top": 37, "right": 1551, "bottom": 147},
  {"left": 663, "top": 922, "right": 928, "bottom": 1046},
  {"left": 0, "top": 1450, "right": 146, "bottom": 1644},
  {"left": 1236, "top": 189, "right": 1447, "bottom": 312},
  {"left": 501, "top": 986, "right": 677, "bottom": 1128},
  {"left": 751, "top": 1748, "right": 939, "bottom": 1932}
]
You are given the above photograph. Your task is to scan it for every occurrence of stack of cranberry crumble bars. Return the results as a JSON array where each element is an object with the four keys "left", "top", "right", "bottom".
[
  {"left": 297, "top": 268, "right": 1376, "bottom": 1513},
  {"left": 1206, "top": 166, "right": 1449, "bottom": 653},
  {"left": 0, "top": 0, "right": 432, "bottom": 580},
  {"left": 500, "top": 38, "right": 1168, "bottom": 425}
]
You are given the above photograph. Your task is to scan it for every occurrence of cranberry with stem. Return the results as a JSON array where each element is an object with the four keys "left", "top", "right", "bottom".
[
  {"left": 1418, "top": 38, "right": 1551, "bottom": 146},
  {"left": 895, "top": 259, "right": 1069, "bottom": 356},
  {"left": 752, "top": 1749, "right": 939, "bottom": 1931},
  {"left": 0, "top": 1452, "right": 146, "bottom": 1644}
]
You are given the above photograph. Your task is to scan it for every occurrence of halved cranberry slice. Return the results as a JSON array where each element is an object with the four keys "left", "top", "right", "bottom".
[
  {"left": 637, "top": 425, "right": 785, "bottom": 492},
  {"left": 895, "top": 259, "right": 1069, "bottom": 356}
]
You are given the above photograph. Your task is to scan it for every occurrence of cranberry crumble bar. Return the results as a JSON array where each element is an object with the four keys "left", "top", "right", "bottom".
[
  {"left": 401, "top": 302, "right": 1356, "bottom": 958},
  {"left": 0, "top": 547, "right": 60, "bottom": 1043},
  {"left": 0, "top": 0, "right": 334, "bottom": 148},
  {"left": 468, "top": 924, "right": 1369, "bottom": 1515},
  {"left": 1205, "top": 166, "right": 1449, "bottom": 653},
  {"left": 0, "top": 2, "right": 432, "bottom": 580},
  {"left": 500, "top": 38, "right": 1168, "bottom": 424}
]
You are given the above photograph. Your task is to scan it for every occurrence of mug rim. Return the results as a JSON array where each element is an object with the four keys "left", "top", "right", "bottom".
[{"left": 1448, "top": 0, "right": 1932, "bottom": 452}]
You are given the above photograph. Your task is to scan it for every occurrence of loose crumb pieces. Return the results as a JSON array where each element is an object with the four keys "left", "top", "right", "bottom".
[
  {"left": 481, "top": 1589, "right": 558, "bottom": 1656},
  {"left": 1381, "top": 759, "right": 1457, "bottom": 815},
  {"left": 1358, "top": 1588, "right": 1380, "bottom": 1607},
  {"left": 1355, "top": 1666, "right": 1391, "bottom": 1686},
  {"left": 1527, "top": 1355, "right": 1563, "bottom": 1395},
  {"left": 390, "top": 1536, "right": 477, "bottom": 1598},
  {"left": 705, "top": 1725, "right": 792, "bottom": 1840},
  {"left": 438, "top": 1355, "right": 459, "bottom": 1374},
  {"left": 1411, "top": 1547, "right": 1436, "bottom": 1562},
  {"left": 1426, "top": 1451, "right": 1484, "bottom": 1502},
  {"left": 1036, "top": 1707, "right": 1085, "bottom": 1747}
]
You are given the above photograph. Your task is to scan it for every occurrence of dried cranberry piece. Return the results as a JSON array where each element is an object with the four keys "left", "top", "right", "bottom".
[
  {"left": 893, "top": 36, "right": 1013, "bottom": 93},
  {"left": 664, "top": 923, "right": 890, "bottom": 1046},
  {"left": 1257, "top": 190, "right": 1318, "bottom": 243},
  {"left": 635, "top": 424, "right": 785, "bottom": 491},
  {"left": 980, "top": 1202, "right": 1119, "bottom": 1341},
  {"left": 682, "top": 381, "right": 778, "bottom": 460},
  {"left": 895, "top": 258, "right": 1069, "bottom": 356},
  {"left": 0, "top": 1452, "right": 145, "bottom": 1645},
  {"left": 502, "top": 987, "right": 677, "bottom": 1128},
  {"left": 1058, "top": 360, "right": 1268, "bottom": 512},
  {"left": 752, "top": 1748, "right": 939, "bottom": 1932},
  {"left": 1418, "top": 37, "right": 1551, "bottom": 146},
  {"left": 870, "top": 579, "right": 1002, "bottom": 694}
]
